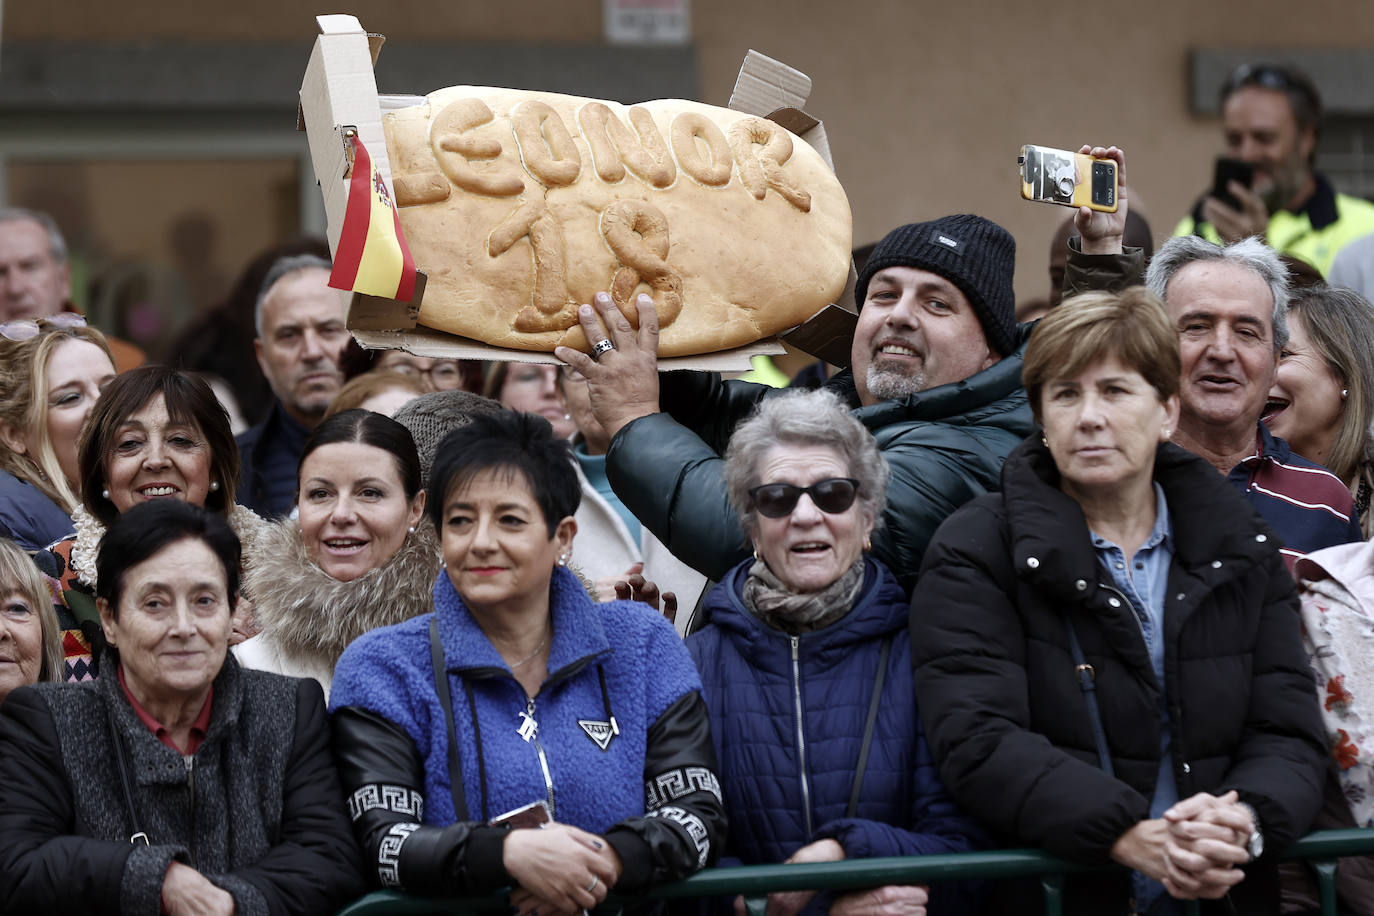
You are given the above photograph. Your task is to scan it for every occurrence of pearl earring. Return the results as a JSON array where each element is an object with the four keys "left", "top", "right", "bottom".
[
  {"left": 1041, "top": 435, "right": 1049, "bottom": 447},
  {"left": 1342, "top": 389, "right": 1349, "bottom": 399},
  {"left": 101, "top": 489, "right": 110, "bottom": 500},
  {"left": 407, "top": 526, "right": 416, "bottom": 534},
  {"left": 209, "top": 480, "right": 220, "bottom": 492},
  {"left": 557, "top": 553, "right": 568, "bottom": 567}
]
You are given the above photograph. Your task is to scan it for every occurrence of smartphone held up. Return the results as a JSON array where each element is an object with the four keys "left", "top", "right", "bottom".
[
  {"left": 1019, "top": 145, "right": 1118, "bottom": 212},
  {"left": 1210, "top": 157, "right": 1255, "bottom": 211}
]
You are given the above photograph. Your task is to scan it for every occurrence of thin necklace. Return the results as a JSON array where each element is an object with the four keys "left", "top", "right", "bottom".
[{"left": 507, "top": 625, "right": 550, "bottom": 670}]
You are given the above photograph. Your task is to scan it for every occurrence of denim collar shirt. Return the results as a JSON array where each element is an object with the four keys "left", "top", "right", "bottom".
[{"left": 1091, "top": 482, "right": 1178, "bottom": 912}]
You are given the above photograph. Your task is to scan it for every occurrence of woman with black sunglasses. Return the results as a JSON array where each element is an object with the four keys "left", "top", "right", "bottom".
[{"left": 686, "top": 387, "right": 987, "bottom": 916}]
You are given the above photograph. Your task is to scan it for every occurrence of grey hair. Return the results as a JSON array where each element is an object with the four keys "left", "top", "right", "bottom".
[
  {"left": 0, "top": 208, "right": 68, "bottom": 264},
  {"left": 1145, "top": 235, "right": 1290, "bottom": 350},
  {"left": 253, "top": 253, "right": 333, "bottom": 338},
  {"left": 723, "top": 387, "right": 889, "bottom": 535}
]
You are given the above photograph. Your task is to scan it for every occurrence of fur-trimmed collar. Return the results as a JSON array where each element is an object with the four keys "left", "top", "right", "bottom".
[
  {"left": 70, "top": 503, "right": 267, "bottom": 589},
  {"left": 242, "top": 517, "right": 441, "bottom": 670}
]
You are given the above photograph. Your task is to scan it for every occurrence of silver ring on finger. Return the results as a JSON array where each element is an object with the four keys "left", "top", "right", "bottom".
[
  {"left": 585, "top": 876, "right": 599, "bottom": 893},
  {"left": 591, "top": 338, "right": 615, "bottom": 360}
]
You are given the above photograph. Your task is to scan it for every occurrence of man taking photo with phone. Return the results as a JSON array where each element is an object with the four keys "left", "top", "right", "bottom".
[{"left": 1174, "top": 62, "right": 1374, "bottom": 276}]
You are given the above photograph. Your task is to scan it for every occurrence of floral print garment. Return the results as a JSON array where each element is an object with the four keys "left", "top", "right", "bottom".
[{"left": 1300, "top": 565, "right": 1374, "bottom": 828}]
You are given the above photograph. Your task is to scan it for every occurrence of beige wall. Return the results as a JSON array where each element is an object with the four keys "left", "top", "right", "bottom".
[{"left": 9, "top": 0, "right": 1374, "bottom": 305}]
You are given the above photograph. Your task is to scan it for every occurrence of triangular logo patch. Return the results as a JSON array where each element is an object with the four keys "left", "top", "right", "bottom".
[{"left": 579, "top": 719, "right": 615, "bottom": 751}]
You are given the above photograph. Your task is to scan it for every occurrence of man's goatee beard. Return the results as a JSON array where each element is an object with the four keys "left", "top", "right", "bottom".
[{"left": 866, "top": 365, "right": 926, "bottom": 401}]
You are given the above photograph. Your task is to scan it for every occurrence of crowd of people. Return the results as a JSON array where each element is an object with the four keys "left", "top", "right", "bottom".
[{"left": 1, "top": 60, "right": 1374, "bottom": 916}]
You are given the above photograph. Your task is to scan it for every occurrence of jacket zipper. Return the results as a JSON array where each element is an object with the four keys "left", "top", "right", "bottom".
[
  {"left": 183, "top": 755, "right": 197, "bottom": 867},
  {"left": 1098, "top": 583, "right": 1193, "bottom": 793},
  {"left": 790, "top": 636, "right": 814, "bottom": 838},
  {"left": 524, "top": 695, "right": 557, "bottom": 820}
]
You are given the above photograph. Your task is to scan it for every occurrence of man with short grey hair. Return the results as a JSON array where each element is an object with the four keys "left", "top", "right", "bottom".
[
  {"left": 235, "top": 254, "right": 349, "bottom": 517},
  {"left": 0, "top": 207, "right": 145, "bottom": 370},
  {"left": 0, "top": 208, "right": 70, "bottom": 322},
  {"left": 1144, "top": 234, "right": 1358, "bottom": 564}
]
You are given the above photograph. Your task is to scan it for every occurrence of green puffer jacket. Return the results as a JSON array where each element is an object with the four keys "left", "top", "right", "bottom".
[{"left": 605, "top": 326, "right": 1035, "bottom": 594}]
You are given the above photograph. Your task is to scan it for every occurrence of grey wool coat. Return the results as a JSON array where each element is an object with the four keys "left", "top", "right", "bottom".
[{"left": 0, "top": 655, "right": 365, "bottom": 916}]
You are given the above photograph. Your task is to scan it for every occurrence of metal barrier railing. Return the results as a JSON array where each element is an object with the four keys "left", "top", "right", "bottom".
[{"left": 337, "top": 828, "right": 1374, "bottom": 916}]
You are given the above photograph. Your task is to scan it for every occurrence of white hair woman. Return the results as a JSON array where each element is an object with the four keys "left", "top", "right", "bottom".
[{"left": 689, "top": 387, "right": 987, "bottom": 916}]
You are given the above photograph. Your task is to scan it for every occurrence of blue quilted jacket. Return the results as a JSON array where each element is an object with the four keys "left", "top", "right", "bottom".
[{"left": 687, "top": 556, "right": 987, "bottom": 914}]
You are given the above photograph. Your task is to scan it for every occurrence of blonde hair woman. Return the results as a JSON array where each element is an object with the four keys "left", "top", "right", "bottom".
[{"left": 0, "top": 317, "right": 115, "bottom": 550}]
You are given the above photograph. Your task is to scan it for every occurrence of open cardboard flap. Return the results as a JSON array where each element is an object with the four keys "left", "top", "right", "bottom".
[{"left": 300, "top": 20, "right": 851, "bottom": 369}]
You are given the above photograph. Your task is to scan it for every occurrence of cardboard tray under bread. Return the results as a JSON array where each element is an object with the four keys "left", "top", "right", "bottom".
[{"left": 299, "top": 14, "right": 857, "bottom": 369}]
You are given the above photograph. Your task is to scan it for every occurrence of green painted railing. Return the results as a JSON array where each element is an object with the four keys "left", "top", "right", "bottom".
[{"left": 337, "top": 828, "right": 1374, "bottom": 916}]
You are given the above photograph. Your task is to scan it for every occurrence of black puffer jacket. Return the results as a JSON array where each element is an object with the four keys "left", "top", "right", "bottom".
[
  {"left": 910, "top": 438, "right": 1328, "bottom": 914},
  {"left": 606, "top": 328, "right": 1035, "bottom": 595}
]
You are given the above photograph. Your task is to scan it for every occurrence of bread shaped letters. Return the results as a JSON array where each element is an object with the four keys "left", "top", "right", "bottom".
[{"left": 383, "top": 87, "right": 852, "bottom": 355}]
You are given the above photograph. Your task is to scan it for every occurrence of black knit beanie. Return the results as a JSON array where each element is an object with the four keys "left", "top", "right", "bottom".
[{"left": 854, "top": 214, "right": 1018, "bottom": 355}]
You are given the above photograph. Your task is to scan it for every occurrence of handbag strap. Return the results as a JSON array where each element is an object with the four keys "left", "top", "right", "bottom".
[
  {"left": 106, "top": 706, "right": 150, "bottom": 845},
  {"left": 846, "top": 634, "right": 893, "bottom": 819},
  {"left": 429, "top": 617, "right": 469, "bottom": 822},
  {"left": 1064, "top": 617, "right": 1114, "bottom": 776}
]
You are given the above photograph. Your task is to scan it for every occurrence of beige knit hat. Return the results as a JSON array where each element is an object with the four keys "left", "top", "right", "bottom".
[{"left": 393, "top": 389, "right": 503, "bottom": 487}]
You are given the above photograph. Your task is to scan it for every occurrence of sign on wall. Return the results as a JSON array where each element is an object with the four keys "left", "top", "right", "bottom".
[{"left": 604, "top": 0, "right": 691, "bottom": 45}]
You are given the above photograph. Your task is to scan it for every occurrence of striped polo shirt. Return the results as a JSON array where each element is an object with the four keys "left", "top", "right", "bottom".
[{"left": 1227, "top": 425, "right": 1362, "bottom": 569}]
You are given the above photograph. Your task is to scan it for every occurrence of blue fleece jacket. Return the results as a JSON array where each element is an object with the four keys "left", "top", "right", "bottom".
[
  {"left": 330, "top": 566, "right": 701, "bottom": 832},
  {"left": 688, "top": 556, "right": 987, "bottom": 914}
]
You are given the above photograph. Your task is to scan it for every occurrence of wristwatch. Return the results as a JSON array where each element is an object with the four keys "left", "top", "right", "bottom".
[{"left": 1235, "top": 801, "right": 1264, "bottom": 861}]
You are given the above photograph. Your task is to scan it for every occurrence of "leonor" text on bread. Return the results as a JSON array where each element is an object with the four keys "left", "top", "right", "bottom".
[{"left": 383, "top": 87, "right": 852, "bottom": 356}]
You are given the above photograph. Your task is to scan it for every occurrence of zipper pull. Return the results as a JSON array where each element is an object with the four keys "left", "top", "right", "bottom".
[{"left": 518, "top": 696, "right": 539, "bottom": 742}]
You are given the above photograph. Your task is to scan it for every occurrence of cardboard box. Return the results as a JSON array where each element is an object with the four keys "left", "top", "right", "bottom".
[{"left": 299, "top": 15, "right": 852, "bottom": 369}]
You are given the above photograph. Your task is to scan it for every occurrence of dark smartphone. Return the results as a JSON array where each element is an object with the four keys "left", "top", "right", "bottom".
[{"left": 1211, "top": 158, "right": 1255, "bottom": 211}]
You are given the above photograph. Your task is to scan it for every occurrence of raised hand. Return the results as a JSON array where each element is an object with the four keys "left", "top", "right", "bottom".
[
  {"left": 1073, "top": 145, "right": 1129, "bottom": 255},
  {"left": 555, "top": 292, "right": 661, "bottom": 440}
]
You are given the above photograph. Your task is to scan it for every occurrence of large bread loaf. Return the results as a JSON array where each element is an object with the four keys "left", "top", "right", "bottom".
[{"left": 382, "top": 87, "right": 852, "bottom": 355}]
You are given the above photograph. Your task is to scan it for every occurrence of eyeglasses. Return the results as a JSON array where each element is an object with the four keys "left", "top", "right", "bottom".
[
  {"left": 748, "top": 477, "right": 860, "bottom": 518},
  {"left": 0, "top": 313, "right": 87, "bottom": 342},
  {"left": 385, "top": 359, "right": 463, "bottom": 388}
]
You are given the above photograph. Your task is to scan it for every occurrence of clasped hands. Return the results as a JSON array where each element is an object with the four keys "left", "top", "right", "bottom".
[
  {"left": 1111, "top": 790, "right": 1255, "bottom": 900},
  {"left": 505, "top": 823, "right": 622, "bottom": 916}
]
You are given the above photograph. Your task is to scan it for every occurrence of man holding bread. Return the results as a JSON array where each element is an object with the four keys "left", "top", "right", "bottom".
[{"left": 558, "top": 214, "right": 1035, "bottom": 597}]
